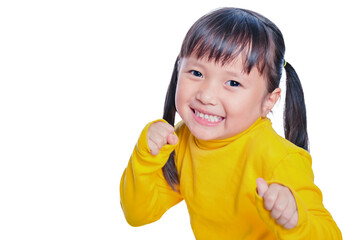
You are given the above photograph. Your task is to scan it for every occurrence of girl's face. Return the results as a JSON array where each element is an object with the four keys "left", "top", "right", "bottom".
[{"left": 175, "top": 53, "right": 280, "bottom": 140}]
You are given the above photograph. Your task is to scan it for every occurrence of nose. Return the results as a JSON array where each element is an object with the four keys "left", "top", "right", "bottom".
[{"left": 195, "top": 81, "right": 218, "bottom": 105}]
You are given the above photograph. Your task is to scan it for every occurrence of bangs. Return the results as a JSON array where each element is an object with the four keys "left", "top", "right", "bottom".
[{"left": 180, "top": 8, "right": 272, "bottom": 74}]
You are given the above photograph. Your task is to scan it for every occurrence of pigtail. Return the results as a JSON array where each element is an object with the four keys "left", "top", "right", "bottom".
[
  {"left": 162, "top": 58, "right": 180, "bottom": 191},
  {"left": 284, "top": 62, "right": 309, "bottom": 151}
]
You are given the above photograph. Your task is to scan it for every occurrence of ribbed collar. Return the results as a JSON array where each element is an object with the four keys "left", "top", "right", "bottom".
[{"left": 193, "top": 117, "right": 270, "bottom": 150}]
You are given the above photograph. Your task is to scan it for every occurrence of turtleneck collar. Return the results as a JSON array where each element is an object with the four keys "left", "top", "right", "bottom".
[{"left": 193, "top": 117, "right": 271, "bottom": 150}]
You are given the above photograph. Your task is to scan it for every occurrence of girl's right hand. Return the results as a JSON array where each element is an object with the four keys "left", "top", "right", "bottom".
[{"left": 147, "top": 121, "right": 178, "bottom": 155}]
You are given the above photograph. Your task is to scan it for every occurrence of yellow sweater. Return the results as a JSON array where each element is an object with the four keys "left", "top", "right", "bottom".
[{"left": 120, "top": 117, "right": 341, "bottom": 239}]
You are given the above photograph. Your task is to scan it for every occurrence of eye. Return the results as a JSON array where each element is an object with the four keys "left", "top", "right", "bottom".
[
  {"left": 189, "top": 70, "right": 203, "bottom": 78},
  {"left": 226, "top": 80, "right": 241, "bottom": 87}
]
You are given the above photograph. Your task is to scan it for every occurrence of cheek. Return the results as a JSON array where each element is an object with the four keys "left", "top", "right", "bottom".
[
  {"left": 175, "top": 81, "right": 186, "bottom": 113},
  {"left": 224, "top": 102, "right": 244, "bottom": 119},
  {"left": 175, "top": 88, "right": 181, "bottom": 111},
  {"left": 223, "top": 94, "right": 247, "bottom": 114},
  {"left": 224, "top": 92, "right": 263, "bottom": 118},
  {"left": 175, "top": 79, "right": 190, "bottom": 109}
]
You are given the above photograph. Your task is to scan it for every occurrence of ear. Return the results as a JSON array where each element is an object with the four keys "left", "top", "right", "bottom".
[{"left": 262, "top": 88, "right": 281, "bottom": 117}]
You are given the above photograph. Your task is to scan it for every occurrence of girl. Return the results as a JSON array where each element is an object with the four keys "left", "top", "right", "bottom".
[{"left": 120, "top": 7, "right": 341, "bottom": 239}]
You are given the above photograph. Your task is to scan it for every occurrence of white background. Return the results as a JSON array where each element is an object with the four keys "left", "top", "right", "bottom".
[{"left": 0, "top": 0, "right": 360, "bottom": 239}]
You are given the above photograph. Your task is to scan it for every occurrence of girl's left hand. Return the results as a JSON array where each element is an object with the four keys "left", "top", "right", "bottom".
[{"left": 256, "top": 178, "right": 298, "bottom": 229}]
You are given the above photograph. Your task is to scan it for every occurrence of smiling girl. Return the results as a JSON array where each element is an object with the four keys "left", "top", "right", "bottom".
[{"left": 120, "top": 7, "right": 341, "bottom": 239}]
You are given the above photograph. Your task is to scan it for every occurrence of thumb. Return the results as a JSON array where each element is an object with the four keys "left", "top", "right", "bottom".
[
  {"left": 256, "top": 178, "right": 268, "bottom": 198},
  {"left": 167, "top": 133, "right": 178, "bottom": 145}
]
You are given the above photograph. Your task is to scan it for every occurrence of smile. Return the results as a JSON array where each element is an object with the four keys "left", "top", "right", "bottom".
[{"left": 192, "top": 108, "right": 224, "bottom": 126}]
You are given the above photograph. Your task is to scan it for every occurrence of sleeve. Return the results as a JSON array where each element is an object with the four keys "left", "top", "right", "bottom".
[
  {"left": 120, "top": 119, "right": 183, "bottom": 227},
  {"left": 255, "top": 152, "right": 342, "bottom": 239}
]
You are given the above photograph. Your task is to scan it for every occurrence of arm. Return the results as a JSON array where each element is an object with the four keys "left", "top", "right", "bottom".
[
  {"left": 120, "top": 120, "right": 183, "bottom": 227},
  {"left": 255, "top": 153, "right": 342, "bottom": 239}
]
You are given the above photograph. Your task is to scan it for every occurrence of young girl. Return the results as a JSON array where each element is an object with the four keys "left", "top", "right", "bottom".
[{"left": 120, "top": 7, "right": 341, "bottom": 239}]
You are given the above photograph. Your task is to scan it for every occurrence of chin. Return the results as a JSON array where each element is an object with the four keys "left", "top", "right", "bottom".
[
  {"left": 189, "top": 128, "right": 220, "bottom": 141},
  {"left": 181, "top": 114, "right": 224, "bottom": 140}
]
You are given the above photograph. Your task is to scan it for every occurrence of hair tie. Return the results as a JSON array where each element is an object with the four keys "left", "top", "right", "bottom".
[{"left": 283, "top": 60, "right": 287, "bottom": 68}]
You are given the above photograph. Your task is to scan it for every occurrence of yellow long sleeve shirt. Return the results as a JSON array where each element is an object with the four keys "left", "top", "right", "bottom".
[{"left": 120, "top": 117, "right": 342, "bottom": 239}]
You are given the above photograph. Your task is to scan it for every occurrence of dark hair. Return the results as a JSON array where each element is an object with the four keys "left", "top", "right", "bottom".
[{"left": 162, "top": 7, "right": 309, "bottom": 191}]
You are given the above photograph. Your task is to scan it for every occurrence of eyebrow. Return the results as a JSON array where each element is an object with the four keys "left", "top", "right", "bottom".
[
  {"left": 184, "top": 58, "right": 204, "bottom": 68},
  {"left": 224, "top": 69, "right": 242, "bottom": 79},
  {"left": 184, "top": 58, "right": 244, "bottom": 79}
]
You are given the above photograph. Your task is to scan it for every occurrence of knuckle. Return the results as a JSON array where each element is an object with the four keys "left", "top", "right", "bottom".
[
  {"left": 269, "top": 183, "right": 281, "bottom": 191},
  {"left": 284, "top": 221, "right": 296, "bottom": 229},
  {"left": 155, "top": 138, "right": 165, "bottom": 149},
  {"left": 276, "top": 216, "right": 286, "bottom": 225},
  {"left": 148, "top": 143, "right": 155, "bottom": 152},
  {"left": 158, "top": 121, "right": 172, "bottom": 130},
  {"left": 149, "top": 122, "right": 160, "bottom": 131},
  {"left": 290, "top": 214, "right": 299, "bottom": 225},
  {"left": 274, "top": 202, "right": 284, "bottom": 212},
  {"left": 149, "top": 145, "right": 159, "bottom": 155},
  {"left": 282, "top": 211, "right": 292, "bottom": 221},
  {"left": 282, "top": 187, "right": 292, "bottom": 196},
  {"left": 264, "top": 196, "right": 275, "bottom": 210},
  {"left": 284, "top": 214, "right": 298, "bottom": 229},
  {"left": 265, "top": 193, "right": 276, "bottom": 204},
  {"left": 271, "top": 210, "right": 280, "bottom": 220},
  {"left": 150, "top": 141, "right": 159, "bottom": 150},
  {"left": 280, "top": 214, "right": 290, "bottom": 224},
  {"left": 165, "top": 123, "right": 174, "bottom": 132}
]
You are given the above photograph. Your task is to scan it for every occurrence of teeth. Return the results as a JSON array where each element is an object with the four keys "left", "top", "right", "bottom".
[{"left": 194, "top": 110, "right": 222, "bottom": 122}]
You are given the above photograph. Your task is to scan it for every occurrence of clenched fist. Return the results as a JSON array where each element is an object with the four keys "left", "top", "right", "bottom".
[
  {"left": 147, "top": 121, "right": 178, "bottom": 155},
  {"left": 256, "top": 178, "right": 298, "bottom": 229}
]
